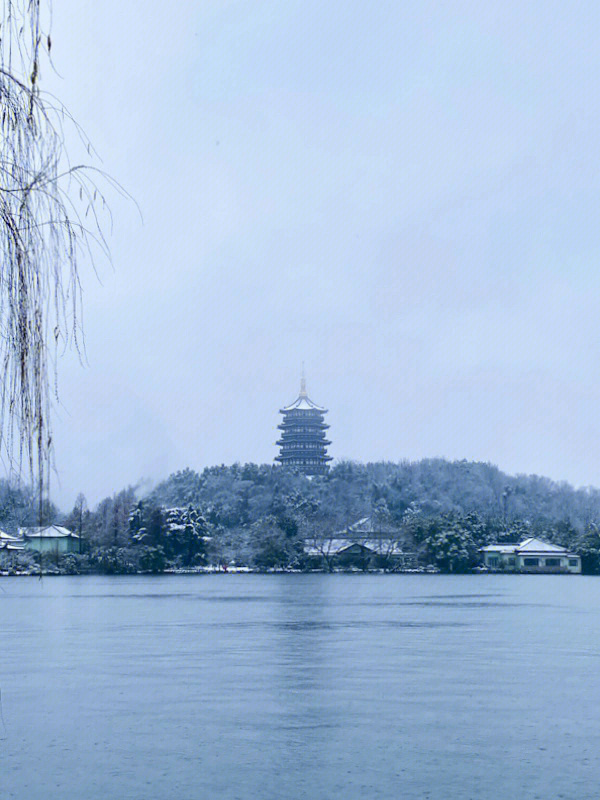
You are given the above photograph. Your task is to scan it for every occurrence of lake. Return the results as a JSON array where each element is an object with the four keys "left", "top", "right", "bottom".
[{"left": 1, "top": 574, "right": 599, "bottom": 799}]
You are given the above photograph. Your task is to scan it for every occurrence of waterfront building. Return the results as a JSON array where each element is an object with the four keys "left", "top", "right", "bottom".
[
  {"left": 20, "top": 525, "right": 80, "bottom": 555},
  {"left": 305, "top": 516, "right": 416, "bottom": 570},
  {"left": 275, "top": 374, "right": 332, "bottom": 475},
  {"left": 480, "top": 537, "right": 581, "bottom": 573}
]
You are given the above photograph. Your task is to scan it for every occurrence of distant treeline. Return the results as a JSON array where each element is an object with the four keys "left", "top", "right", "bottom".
[{"left": 3, "top": 459, "right": 600, "bottom": 574}]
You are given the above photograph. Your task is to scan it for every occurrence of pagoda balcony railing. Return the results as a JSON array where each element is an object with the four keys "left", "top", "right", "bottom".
[
  {"left": 278, "top": 433, "right": 329, "bottom": 444},
  {"left": 278, "top": 432, "right": 329, "bottom": 438},
  {"left": 277, "top": 453, "right": 331, "bottom": 459},
  {"left": 279, "top": 415, "right": 327, "bottom": 423},
  {"left": 279, "top": 450, "right": 327, "bottom": 458},
  {"left": 276, "top": 449, "right": 332, "bottom": 457},
  {"left": 277, "top": 419, "right": 329, "bottom": 428},
  {"left": 277, "top": 446, "right": 332, "bottom": 452},
  {"left": 281, "top": 409, "right": 327, "bottom": 416},
  {"left": 276, "top": 437, "right": 331, "bottom": 445},
  {"left": 274, "top": 460, "right": 332, "bottom": 465},
  {"left": 275, "top": 455, "right": 333, "bottom": 463},
  {"left": 278, "top": 432, "right": 330, "bottom": 438}
]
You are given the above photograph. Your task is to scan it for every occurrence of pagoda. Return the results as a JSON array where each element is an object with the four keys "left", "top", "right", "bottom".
[{"left": 275, "top": 373, "right": 332, "bottom": 475}]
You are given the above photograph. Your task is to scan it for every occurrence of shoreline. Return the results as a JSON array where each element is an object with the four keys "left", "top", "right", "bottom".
[{"left": 0, "top": 568, "right": 586, "bottom": 578}]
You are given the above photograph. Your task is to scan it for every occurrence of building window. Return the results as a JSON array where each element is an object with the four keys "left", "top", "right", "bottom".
[
  {"left": 523, "top": 558, "right": 539, "bottom": 567},
  {"left": 569, "top": 559, "right": 578, "bottom": 567},
  {"left": 487, "top": 556, "right": 499, "bottom": 567},
  {"left": 507, "top": 557, "right": 516, "bottom": 566},
  {"left": 545, "top": 558, "right": 561, "bottom": 567}
]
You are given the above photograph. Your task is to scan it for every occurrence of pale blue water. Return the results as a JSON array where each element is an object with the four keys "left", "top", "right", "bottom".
[{"left": 1, "top": 574, "right": 600, "bottom": 799}]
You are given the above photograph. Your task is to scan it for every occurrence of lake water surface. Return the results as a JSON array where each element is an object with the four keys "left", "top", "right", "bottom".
[{"left": 1, "top": 574, "right": 600, "bottom": 799}]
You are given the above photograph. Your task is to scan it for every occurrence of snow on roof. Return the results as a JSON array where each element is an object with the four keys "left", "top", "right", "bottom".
[
  {"left": 481, "top": 538, "right": 577, "bottom": 556},
  {"left": 362, "top": 539, "right": 405, "bottom": 555},
  {"left": 281, "top": 394, "right": 327, "bottom": 412},
  {"left": 516, "top": 537, "right": 567, "bottom": 553},
  {"left": 305, "top": 538, "right": 405, "bottom": 556},
  {"left": 281, "top": 375, "right": 327, "bottom": 412},
  {"left": 480, "top": 544, "right": 519, "bottom": 553},
  {"left": 0, "top": 530, "right": 23, "bottom": 541},
  {"left": 305, "top": 538, "right": 357, "bottom": 556},
  {"left": 21, "top": 525, "right": 78, "bottom": 539},
  {"left": 1, "top": 541, "right": 25, "bottom": 550}
]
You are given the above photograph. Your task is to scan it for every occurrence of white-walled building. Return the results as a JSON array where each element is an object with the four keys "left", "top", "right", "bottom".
[{"left": 480, "top": 538, "right": 581, "bottom": 574}]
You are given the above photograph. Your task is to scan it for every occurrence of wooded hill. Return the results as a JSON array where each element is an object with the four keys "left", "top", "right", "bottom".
[{"left": 3, "top": 459, "right": 600, "bottom": 573}]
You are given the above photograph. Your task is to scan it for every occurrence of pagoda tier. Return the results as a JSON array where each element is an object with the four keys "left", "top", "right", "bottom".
[
  {"left": 277, "top": 419, "right": 329, "bottom": 430},
  {"left": 276, "top": 439, "right": 332, "bottom": 447},
  {"left": 275, "top": 376, "right": 332, "bottom": 475}
]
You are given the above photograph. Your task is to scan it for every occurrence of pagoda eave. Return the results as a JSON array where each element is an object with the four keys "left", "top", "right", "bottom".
[
  {"left": 277, "top": 423, "right": 329, "bottom": 431},
  {"left": 279, "top": 409, "right": 329, "bottom": 416},
  {"left": 275, "top": 454, "right": 333, "bottom": 462}
]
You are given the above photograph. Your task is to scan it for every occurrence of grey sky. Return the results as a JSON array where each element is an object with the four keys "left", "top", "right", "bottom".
[{"left": 45, "top": 1, "right": 600, "bottom": 508}]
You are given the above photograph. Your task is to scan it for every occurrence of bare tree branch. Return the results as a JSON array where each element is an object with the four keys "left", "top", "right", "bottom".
[{"left": 0, "top": 1, "right": 111, "bottom": 513}]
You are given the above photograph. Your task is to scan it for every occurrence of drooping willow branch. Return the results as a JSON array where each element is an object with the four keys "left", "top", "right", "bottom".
[{"left": 0, "top": 1, "right": 112, "bottom": 512}]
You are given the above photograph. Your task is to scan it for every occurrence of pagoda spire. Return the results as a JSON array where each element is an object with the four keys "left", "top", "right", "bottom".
[{"left": 300, "top": 362, "right": 307, "bottom": 397}]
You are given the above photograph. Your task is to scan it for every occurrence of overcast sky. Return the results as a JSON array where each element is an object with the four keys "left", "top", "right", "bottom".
[{"left": 42, "top": 0, "right": 600, "bottom": 509}]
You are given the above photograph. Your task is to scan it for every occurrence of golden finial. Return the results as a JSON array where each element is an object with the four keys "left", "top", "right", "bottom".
[{"left": 300, "top": 362, "right": 307, "bottom": 396}]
